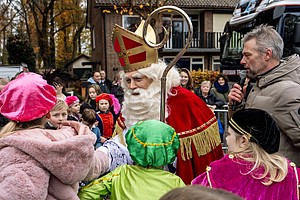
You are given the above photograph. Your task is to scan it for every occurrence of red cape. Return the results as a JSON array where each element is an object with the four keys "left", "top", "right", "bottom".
[{"left": 166, "top": 86, "right": 224, "bottom": 184}]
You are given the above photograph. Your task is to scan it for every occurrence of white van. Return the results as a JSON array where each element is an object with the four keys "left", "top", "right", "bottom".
[{"left": 0, "top": 65, "right": 24, "bottom": 79}]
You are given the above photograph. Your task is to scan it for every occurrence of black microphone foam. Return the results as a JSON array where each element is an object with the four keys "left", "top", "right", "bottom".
[{"left": 231, "top": 70, "right": 247, "bottom": 111}]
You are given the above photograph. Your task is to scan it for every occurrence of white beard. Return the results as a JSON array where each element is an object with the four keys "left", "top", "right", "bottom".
[
  {"left": 120, "top": 60, "right": 180, "bottom": 128},
  {"left": 122, "top": 81, "right": 165, "bottom": 128}
]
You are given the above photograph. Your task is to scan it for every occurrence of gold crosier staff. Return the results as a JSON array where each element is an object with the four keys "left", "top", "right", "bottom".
[{"left": 142, "top": 6, "right": 193, "bottom": 122}]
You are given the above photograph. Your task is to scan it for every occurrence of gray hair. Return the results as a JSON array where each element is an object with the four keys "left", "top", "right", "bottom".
[
  {"left": 243, "top": 25, "right": 283, "bottom": 60},
  {"left": 201, "top": 80, "right": 211, "bottom": 87}
]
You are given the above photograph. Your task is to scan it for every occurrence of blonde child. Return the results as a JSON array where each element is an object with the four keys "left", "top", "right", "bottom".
[
  {"left": 44, "top": 99, "right": 68, "bottom": 129},
  {"left": 192, "top": 108, "right": 300, "bottom": 200},
  {"left": 95, "top": 93, "right": 120, "bottom": 139},
  {"left": 65, "top": 95, "right": 81, "bottom": 121}
]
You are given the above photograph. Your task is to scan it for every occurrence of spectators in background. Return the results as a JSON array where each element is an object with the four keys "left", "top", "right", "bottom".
[
  {"left": 195, "top": 80, "right": 225, "bottom": 109},
  {"left": 110, "top": 73, "right": 125, "bottom": 106},
  {"left": 80, "top": 84, "right": 102, "bottom": 113},
  {"left": 99, "top": 70, "right": 112, "bottom": 94},
  {"left": 210, "top": 73, "right": 230, "bottom": 103},
  {"left": 65, "top": 96, "right": 81, "bottom": 122},
  {"left": 179, "top": 68, "right": 194, "bottom": 92},
  {"left": 86, "top": 71, "right": 101, "bottom": 97}
]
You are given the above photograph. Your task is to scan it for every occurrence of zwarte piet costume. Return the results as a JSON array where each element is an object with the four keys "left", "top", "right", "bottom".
[{"left": 78, "top": 120, "right": 185, "bottom": 200}]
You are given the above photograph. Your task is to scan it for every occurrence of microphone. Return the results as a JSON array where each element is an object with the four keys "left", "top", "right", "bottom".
[{"left": 231, "top": 70, "right": 247, "bottom": 111}]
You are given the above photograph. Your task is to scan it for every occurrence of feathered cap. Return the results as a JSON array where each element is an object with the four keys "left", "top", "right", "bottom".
[
  {"left": 65, "top": 96, "right": 79, "bottom": 107},
  {"left": 0, "top": 72, "right": 56, "bottom": 122},
  {"left": 96, "top": 93, "right": 121, "bottom": 114},
  {"left": 112, "top": 20, "right": 158, "bottom": 72},
  {"left": 126, "top": 120, "right": 180, "bottom": 167},
  {"left": 228, "top": 108, "right": 280, "bottom": 154}
]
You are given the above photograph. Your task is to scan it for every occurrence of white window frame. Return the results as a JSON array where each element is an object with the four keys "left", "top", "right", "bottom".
[
  {"left": 162, "top": 56, "right": 204, "bottom": 71},
  {"left": 212, "top": 56, "right": 221, "bottom": 71},
  {"left": 122, "top": 15, "right": 141, "bottom": 29},
  {"left": 191, "top": 56, "right": 204, "bottom": 71}
]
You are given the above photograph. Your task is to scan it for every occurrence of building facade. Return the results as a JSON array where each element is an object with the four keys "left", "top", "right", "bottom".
[{"left": 86, "top": 0, "right": 238, "bottom": 79}]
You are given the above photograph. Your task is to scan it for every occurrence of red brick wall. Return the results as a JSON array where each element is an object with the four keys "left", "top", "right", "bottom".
[
  {"left": 204, "top": 11, "right": 213, "bottom": 32},
  {"left": 90, "top": 5, "right": 102, "bottom": 72},
  {"left": 104, "top": 12, "right": 122, "bottom": 80},
  {"left": 90, "top": 7, "right": 122, "bottom": 80}
]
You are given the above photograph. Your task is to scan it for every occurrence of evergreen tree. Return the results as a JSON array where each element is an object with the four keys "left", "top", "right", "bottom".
[{"left": 6, "top": 33, "right": 36, "bottom": 72}]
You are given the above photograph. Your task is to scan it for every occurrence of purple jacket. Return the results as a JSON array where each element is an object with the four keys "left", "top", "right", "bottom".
[{"left": 192, "top": 154, "right": 300, "bottom": 200}]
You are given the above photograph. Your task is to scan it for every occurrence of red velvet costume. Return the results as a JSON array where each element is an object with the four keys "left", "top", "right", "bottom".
[
  {"left": 97, "top": 112, "right": 114, "bottom": 139},
  {"left": 96, "top": 93, "right": 121, "bottom": 139},
  {"left": 166, "top": 87, "right": 224, "bottom": 184}
]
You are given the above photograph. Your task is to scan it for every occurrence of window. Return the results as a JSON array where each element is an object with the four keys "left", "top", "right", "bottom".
[
  {"left": 212, "top": 56, "right": 221, "bottom": 71},
  {"left": 162, "top": 14, "right": 199, "bottom": 49},
  {"left": 190, "top": 15, "right": 199, "bottom": 33},
  {"left": 122, "top": 15, "right": 141, "bottom": 31},
  {"left": 191, "top": 57, "right": 204, "bottom": 71},
  {"left": 163, "top": 56, "right": 204, "bottom": 71}
]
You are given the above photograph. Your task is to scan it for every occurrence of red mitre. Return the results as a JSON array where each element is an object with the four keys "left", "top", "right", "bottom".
[{"left": 111, "top": 20, "right": 158, "bottom": 72}]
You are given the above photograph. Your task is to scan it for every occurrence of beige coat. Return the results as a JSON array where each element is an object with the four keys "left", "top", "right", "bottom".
[{"left": 245, "top": 54, "right": 300, "bottom": 165}]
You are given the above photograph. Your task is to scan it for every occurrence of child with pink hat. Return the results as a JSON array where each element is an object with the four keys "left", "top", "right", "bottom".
[
  {"left": 0, "top": 72, "right": 109, "bottom": 199},
  {"left": 65, "top": 95, "right": 81, "bottom": 121},
  {"left": 95, "top": 93, "right": 121, "bottom": 140}
]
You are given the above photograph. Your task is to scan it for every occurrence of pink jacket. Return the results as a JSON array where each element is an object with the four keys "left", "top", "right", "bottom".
[{"left": 0, "top": 123, "right": 109, "bottom": 200}]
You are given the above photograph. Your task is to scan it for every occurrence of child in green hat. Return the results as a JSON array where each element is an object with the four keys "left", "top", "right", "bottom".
[{"left": 78, "top": 120, "right": 185, "bottom": 200}]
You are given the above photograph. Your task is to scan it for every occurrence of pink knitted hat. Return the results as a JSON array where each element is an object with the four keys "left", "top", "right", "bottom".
[
  {"left": 65, "top": 96, "right": 79, "bottom": 107},
  {"left": 0, "top": 72, "right": 57, "bottom": 122}
]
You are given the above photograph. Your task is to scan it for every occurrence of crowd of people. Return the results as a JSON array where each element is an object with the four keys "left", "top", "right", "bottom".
[{"left": 0, "top": 20, "right": 299, "bottom": 200}]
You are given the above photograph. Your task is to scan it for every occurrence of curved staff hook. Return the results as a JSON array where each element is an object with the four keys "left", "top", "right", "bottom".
[{"left": 142, "top": 6, "right": 193, "bottom": 122}]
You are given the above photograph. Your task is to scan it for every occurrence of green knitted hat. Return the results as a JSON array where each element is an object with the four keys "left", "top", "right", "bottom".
[{"left": 125, "top": 120, "right": 180, "bottom": 167}]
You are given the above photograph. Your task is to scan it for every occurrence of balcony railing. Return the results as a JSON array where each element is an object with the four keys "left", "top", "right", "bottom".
[{"left": 163, "top": 32, "right": 223, "bottom": 49}]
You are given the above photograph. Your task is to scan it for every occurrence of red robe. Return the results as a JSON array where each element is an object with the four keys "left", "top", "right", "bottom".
[{"left": 166, "top": 87, "right": 223, "bottom": 184}]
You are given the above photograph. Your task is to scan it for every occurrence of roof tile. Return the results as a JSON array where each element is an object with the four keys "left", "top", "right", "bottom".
[{"left": 96, "top": 0, "right": 239, "bottom": 8}]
